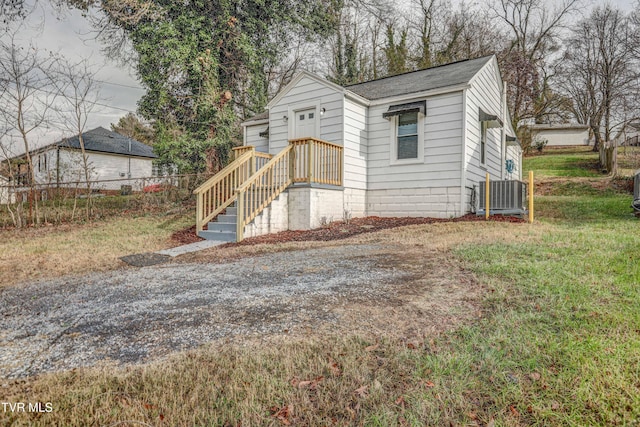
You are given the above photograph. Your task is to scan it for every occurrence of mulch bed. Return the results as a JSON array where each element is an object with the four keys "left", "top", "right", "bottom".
[{"left": 170, "top": 214, "right": 525, "bottom": 247}]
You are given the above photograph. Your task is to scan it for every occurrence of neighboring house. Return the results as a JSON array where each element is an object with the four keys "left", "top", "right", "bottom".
[
  {"left": 196, "top": 55, "right": 523, "bottom": 241},
  {"left": 6, "top": 127, "right": 157, "bottom": 192},
  {"left": 619, "top": 122, "right": 640, "bottom": 146},
  {"left": 528, "top": 124, "right": 591, "bottom": 147}
]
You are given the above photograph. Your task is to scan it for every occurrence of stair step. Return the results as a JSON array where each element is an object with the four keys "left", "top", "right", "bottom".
[
  {"left": 217, "top": 214, "right": 237, "bottom": 224},
  {"left": 225, "top": 207, "right": 237, "bottom": 215},
  {"left": 207, "top": 221, "right": 236, "bottom": 232},
  {"left": 197, "top": 230, "right": 237, "bottom": 242}
]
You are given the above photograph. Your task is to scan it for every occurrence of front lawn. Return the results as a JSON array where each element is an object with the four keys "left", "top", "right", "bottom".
[{"left": 2, "top": 148, "right": 639, "bottom": 426}]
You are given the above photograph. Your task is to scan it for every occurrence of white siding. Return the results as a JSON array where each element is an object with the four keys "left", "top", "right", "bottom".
[
  {"left": 506, "top": 145, "right": 523, "bottom": 180},
  {"left": 245, "top": 123, "right": 269, "bottom": 153},
  {"left": 268, "top": 76, "right": 344, "bottom": 154},
  {"left": 464, "top": 59, "right": 506, "bottom": 210},
  {"left": 55, "top": 148, "right": 154, "bottom": 190},
  {"left": 343, "top": 97, "right": 368, "bottom": 193},
  {"left": 532, "top": 128, "right": 590, "bottom": 146},
  {"left": 365, "top": 91, "right": 464, "bottom": 217}
]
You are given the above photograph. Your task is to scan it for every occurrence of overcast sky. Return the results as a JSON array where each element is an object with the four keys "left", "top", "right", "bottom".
[{"left": 2, "top": 0, "right": 638, "bottom": 151}]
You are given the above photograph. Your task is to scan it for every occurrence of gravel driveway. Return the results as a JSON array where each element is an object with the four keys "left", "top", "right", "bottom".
[{"left": 0, "top": 242, "right": 481, "bottom": 379}]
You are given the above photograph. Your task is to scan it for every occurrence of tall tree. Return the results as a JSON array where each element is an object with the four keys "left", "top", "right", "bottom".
[
  {"left": 0, "top": 31, "right": 58, "bottom": 225},
  {"left": 58, "top": 0, "right": 337, "bottom": 173},
  {"left": 111, "top": 112, "right": 155, "bottom": 146},
  {"left": 51, "top": 59, "right": 102, "bottom": 219},
  {"left": 493, "top": 0, "right": 582, "bottom": 128},
  {"left": 383, "top": 23, "right": 409, "bottom": 76},
  {"left": 558, "top": 6, "right": 639, "bottom": 150}
]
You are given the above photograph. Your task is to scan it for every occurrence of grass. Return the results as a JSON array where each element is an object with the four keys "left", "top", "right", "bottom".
[
  {"left": 524, "top": 147, "right": 602, "bottom": 178},
  {"left": 2, "top": 148, "right": 640, "bottom": 425},
  {"left": 0, "top": 212, "right": 192, "bottom": 287}
]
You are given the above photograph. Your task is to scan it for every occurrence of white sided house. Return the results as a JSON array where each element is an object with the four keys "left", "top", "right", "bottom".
[
  {"left": 195, "top": 55, "right": 523, "bottom": 242},
  {"left": 13, "top": 127, "right": 157, "bottom": 192},
  {"left": 528, "top": 124, "right": 591, "bottom": 147}
]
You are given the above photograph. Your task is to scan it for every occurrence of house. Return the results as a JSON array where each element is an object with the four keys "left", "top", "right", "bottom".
[
  {"left": 619, "top": 122, "right": 640, "bottom": 146},
  {"left": 5, "top": 127, "right": 157, "bottom": 192},
  {"left": 527, "top": 123, "right": 591, "bottom": 147},
  {"left": 195, "top": 55, "right": 523, "bottom": 241}
]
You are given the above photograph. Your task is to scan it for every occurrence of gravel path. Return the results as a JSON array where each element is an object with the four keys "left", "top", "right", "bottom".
[{"left": 1, "top": 244, "right": 413, "bottom": 379}]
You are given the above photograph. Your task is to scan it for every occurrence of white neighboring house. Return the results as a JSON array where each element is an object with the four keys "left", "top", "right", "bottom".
[
  {"left": 9, "top": 127, "right": 157, "bottom": 192},
  {"left": 528, "top": 124, "right": 591, "bottom": 147},
  {"left": 196, "top": 55, "right": 523, "bottom": 241}
]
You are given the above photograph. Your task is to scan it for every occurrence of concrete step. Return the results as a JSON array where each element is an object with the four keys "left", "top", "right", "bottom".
[
  {"left": 197, "top": 230, "right": 237, "bottom": 242},
  {"left": 225, "top": 206, "right": 237, "bottom": 215},
  {"left": 207, "top": 221, "right": 236, "bottom": 232},
  {"left": 217, "top": 214, "right": 237, "bottom": 224}
]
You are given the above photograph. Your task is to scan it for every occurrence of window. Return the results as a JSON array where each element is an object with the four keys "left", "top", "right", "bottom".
[
  {"left": 385, "top": 101, "right": 425, "bottom": 164},
  {"left": 397, "top": 112, "right": 419, "bottom": 160},
  {"left": 480, "top": 121, "right": 487, "bottom": 165}
]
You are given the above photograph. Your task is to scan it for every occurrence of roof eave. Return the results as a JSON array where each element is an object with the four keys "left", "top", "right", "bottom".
[{"left": 241, "top": 118, "right": 269, "bottom": 127}]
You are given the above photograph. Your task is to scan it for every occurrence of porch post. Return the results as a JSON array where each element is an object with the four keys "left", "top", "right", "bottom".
[{"left": 307, "top": 139, "right": 314, "bottom": 184}]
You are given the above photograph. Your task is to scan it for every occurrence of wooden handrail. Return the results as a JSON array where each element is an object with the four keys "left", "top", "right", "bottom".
[
  {"left": 193, "top": 150, "right": 254, "bottom": 233},
  {"left": 236, "top": 145, "right": 294, "bottom": 241},
  {"left": 232, "top": 145, "right": 254, "bottom": 160},
  {"left": 195, "top": 138, "right": 343, "bottom": 241}
]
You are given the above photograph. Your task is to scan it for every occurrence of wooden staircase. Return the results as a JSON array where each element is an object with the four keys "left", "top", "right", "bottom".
[{"left": 193, "top": 139, "right": 343, "bottom": 242}]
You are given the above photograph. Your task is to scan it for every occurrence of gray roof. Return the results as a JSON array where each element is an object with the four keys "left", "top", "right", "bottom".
[
  {"left": 346, "top": 55, "right": 494, "bottom": 100},
  {"left": 243, "top": 111, "right": 269, "bottom": 123},
  {"left": 243, "top": 55, "right": 495, "bottom": 123},
  {"left": 56, "top": 127, "right": 156, "bottom": 158}
]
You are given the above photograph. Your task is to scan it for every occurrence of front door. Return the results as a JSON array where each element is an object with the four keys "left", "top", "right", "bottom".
[{"left": 293, "top": 108, "right": 317, "bottom": 139}]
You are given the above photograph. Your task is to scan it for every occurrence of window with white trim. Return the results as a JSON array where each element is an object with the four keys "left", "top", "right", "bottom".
[
  {"left": 397, "top": 112, "right": 419, "bottom": 160},
  {"left": 385, "top": 101, "right": 425, "bottom": 164}
]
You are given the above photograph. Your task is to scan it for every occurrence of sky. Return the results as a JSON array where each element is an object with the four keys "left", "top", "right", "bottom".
[{"left": 2, "top": 0, "right": 638, "bottom": 152}]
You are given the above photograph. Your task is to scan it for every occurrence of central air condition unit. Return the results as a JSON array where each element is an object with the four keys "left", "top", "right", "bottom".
[{"left": 478, "top": 180, "right": 527, "bottom": 215}]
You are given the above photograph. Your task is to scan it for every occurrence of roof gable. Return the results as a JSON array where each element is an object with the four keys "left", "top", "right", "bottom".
[
  {"left": 345, "top": 55, "right": 494, "bottom": 100},
  {"left": 267, "top": 70, "right": 345, "bottom": 109}
]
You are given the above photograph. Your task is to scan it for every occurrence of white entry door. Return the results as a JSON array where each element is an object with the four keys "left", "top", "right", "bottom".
[{"left": 293, "top": 108, "right": 317, "bottom": 139}]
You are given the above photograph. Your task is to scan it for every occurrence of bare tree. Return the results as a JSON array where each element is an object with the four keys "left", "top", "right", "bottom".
[
  {"left": 51, "top": 59, "right": 102, "bottom": 220},
  {"left": 558, "top": 6, "right": 639, "bottom": 152},
  {"left": 0, "top": 31, "right": 58, "bottom": 225},
  {"left": 493, "top": 0, "right": 582, "bottom": 128}
]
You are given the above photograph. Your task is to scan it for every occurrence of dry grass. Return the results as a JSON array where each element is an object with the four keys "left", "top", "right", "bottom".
[
  {"left": 1, "top": 221, "right": 538, "bottom": 427},
  {"left": 182, "top": 220, "right": 543, "bottom": 266},
  {"left": 0, "top": 214, "right": 192, "bottom": 287}
]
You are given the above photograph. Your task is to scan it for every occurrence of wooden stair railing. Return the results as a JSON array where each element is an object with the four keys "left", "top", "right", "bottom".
[
  {"left": 289, "top": 138, "right": 343, "bottom": 185},
  {"left": 235, "top": 145, "right": 294, "bottom": 241},
  {"left": 196, "top": 138, "right": 343, "bottom": 241},
  {"left": 193, "top": 147, "right": 272, "bottom": 233}
]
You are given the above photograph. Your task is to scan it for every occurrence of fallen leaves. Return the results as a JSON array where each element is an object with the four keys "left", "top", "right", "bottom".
[
  {"left": 291, "top": 376, "right": 324, "bottom": 390},
  {"left": 354, "top": 385, "right": 369, "bottom": 398},
  {"left": 270, "top": 404, "right": 293, "bottom": 425},
  {"left": 327, "top": 357, "right": 341, "bottom": 377}
]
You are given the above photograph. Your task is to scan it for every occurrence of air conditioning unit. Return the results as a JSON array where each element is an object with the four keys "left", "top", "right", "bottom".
[{"left": 478, "top": 180, "right": 527, "bottom": 215}]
